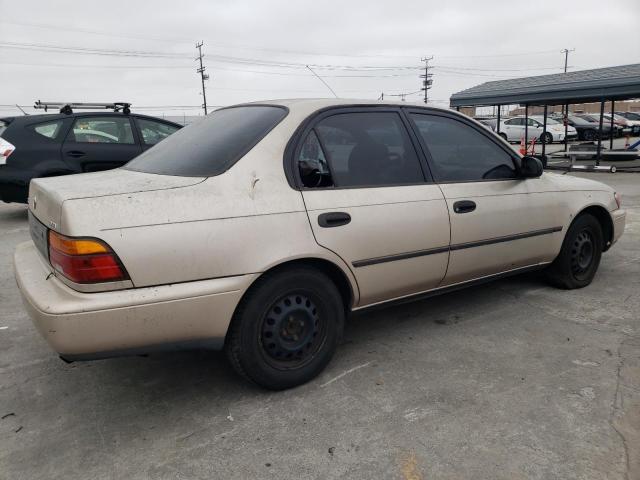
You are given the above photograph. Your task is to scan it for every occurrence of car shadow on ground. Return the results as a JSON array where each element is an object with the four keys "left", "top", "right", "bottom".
[
  {"left": 67, "top": 271, "right": 546, "bottom": 404},
  {"left": 0, "top": 204, "right": 28, "bottom": 222}
]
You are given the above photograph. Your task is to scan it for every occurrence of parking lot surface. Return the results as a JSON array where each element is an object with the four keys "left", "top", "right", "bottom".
[{"left": 0, "top": 172, "right": 638, "bottom": 480}]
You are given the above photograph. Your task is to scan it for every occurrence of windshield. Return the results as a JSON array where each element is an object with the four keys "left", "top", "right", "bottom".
[
  {"left": 125, "top": 105, "right": 288, "bottom": 177},
  {"left": 0, "top": 120, "right": 8, "bottom": 137}
]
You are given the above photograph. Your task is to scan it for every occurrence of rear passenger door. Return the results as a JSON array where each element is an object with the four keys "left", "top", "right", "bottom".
[
  {"left": 503, "top": 118, "right": 525, "bottom": 141},
  {"left": 407, "top": 110, "right": 564, "bottom": 286},
  {"left": 295, "top": 107, "right": 451, "bottom": 307},
  {"left": 61, "top": 115, "right": 142, "bottom": 172}
]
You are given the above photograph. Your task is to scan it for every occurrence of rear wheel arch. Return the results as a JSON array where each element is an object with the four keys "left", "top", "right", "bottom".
[{"left": 243, "top": 258, "right": 356, "bottom": 314}]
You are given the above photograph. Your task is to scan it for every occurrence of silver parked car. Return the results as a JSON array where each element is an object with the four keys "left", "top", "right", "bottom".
[{"left": 15, "top": 99, "right": 626, "bottom": 389}]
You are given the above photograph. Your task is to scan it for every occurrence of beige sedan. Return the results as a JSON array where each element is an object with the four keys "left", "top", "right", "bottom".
[{"left": 14, "top": 99, "right": 626, "bottom": 390}]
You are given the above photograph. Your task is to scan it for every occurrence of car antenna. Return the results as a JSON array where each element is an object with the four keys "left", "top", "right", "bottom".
[
  {"left": 33, "top": 101, "right": 132, "bottom": 115},
  {"left": 15, "top": 104, "right": 29, "bottom": 116},
  {"left": 305, "top": 66, "right": 338, "bottom": 98}
]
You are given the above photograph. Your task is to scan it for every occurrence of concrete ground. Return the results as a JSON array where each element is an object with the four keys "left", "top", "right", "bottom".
[{"left": 0, "top": 173, "right": 638, "bottom": 480}]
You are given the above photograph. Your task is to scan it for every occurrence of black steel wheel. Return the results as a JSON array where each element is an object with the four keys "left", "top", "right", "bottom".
[
  {"left": 546, "top": 214, "right": 603, "bottom": 289},
  {"left": 570, "top": 230, "right": 595, "bottom": 281},
  {"left": 225, "top": 266, "right": 344, "bottom": 390},
  {"left": 583, "top": 129, "right": 596, "bottom": 141},
  {"left": 541, "top": 132, "right": 553, "bottom": 145},
  {"left": 260, "top": 293, "right": 325, "bottom": 369}
]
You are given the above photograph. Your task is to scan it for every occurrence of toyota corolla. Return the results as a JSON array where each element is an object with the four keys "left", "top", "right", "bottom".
[{"left": 14, "top": 99, "right": 626, "bottom": 390}]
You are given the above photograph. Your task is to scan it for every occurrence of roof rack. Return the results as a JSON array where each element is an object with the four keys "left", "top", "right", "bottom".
[{"left": 33, "top": 101, "right": 132, "bottom": 115}]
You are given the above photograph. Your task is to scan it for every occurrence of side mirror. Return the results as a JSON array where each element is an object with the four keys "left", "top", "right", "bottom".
[{"left": 519, "top": 156, "right": 543, "bottom": 178}]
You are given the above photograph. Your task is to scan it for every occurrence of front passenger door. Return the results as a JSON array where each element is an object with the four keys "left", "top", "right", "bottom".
[
  {"left": 61, "top": 116, "right": 142, "bottom": 172},
  {"left": 408, "top": 111, "right": 564, "bottom": 286}
]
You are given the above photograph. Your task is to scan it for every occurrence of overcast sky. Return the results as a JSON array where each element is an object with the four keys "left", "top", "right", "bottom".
[{"left": 1, "top": 0, "right": 639, "bottom": 118}]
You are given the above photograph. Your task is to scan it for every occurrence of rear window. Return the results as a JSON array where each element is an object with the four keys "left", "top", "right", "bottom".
[{"left": 124, "top": 105, "right": 288, "bottom": 177}]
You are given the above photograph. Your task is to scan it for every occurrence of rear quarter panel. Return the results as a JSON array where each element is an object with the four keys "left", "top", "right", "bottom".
[{"left": 59, "top": 115, "right": 359, "bottom": 300}]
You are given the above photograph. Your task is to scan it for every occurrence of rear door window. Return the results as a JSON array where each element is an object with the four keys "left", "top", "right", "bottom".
[
  {"left": 70, "top": 117, "right": 135, "bottom": 144},
  {"left": 298, "top": 111, "right": 425, "bottom": 188},
  {"left": 125, "top": 105, "right": 287, "bottom": 177}
]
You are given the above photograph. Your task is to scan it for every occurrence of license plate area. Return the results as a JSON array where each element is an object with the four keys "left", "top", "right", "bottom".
[{"left": 29, "top": 212, "right": 49, "bottom": 261}]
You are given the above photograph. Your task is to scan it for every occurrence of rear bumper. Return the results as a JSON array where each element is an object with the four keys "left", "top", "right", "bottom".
[{"left": 14, "top": 241, "right": 256, "bottom": 359}]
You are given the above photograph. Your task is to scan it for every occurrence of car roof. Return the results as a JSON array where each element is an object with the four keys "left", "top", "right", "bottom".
[{"left": 2, "top": 111, "right": 182, "bottom": 127}]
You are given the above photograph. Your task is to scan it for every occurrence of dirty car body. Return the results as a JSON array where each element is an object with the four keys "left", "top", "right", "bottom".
[{"left": 14, "top": 99, "right": 626, "bottom": 389}]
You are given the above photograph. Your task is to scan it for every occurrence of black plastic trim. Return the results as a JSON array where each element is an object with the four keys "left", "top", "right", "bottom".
[
  {"left": 353, "top": 246, "right": 450, "bottom": 268},
  {"left": 352, "top": 226, "right": 562, "bottom": 268},
  {"left": 449, "top": 226, "right": 563, "bottom": 251}
]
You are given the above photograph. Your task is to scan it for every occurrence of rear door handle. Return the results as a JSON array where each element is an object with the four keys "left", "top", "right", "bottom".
[
  {"left": 67, "top": 150, "right": 86, "bottom": 158},
  {"left": 318, "top": 212, "right": 351, "bottom": 228},
  {"left": 453, "top": 200, "right": 476, "bottom": 214}
]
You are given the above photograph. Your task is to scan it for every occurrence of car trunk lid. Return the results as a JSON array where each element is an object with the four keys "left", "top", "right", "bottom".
[{"left": 29, "top": 168, "right": 205, "bottom": 233}]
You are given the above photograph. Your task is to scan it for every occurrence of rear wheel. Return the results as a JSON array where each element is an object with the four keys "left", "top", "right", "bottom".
[
  {"left": 546, "top": 214, "right": 603, "bottom": 289},
  {"left": 225, "top": 266, "right": 344, "bottom": 390}
]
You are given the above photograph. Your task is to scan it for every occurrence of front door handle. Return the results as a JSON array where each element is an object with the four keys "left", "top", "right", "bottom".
[
  {"left": 67, "top": 150, "right": 86, "bottom": 158},
  {"left": 453, "top": 200, "right": 476, "bottom": 214},
  {"left": 318, "top": 212, "right": 351, "bottom": 228}
]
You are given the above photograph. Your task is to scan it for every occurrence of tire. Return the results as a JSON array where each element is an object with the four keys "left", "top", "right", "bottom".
[
  {"left": 546, "top": 214, "right": 603, "bottom": 289},
  {"left": 499, "top": 132, "right": 508, "bottom": 142},
  {"left": 541, "top": 132, "right": 553, "bottom": 145},
  {"left": 583, "top": 129, "right": 596, "bottom": 141},
  {"left": 225, "top": 266, "right": 345, "bottom": 390}
]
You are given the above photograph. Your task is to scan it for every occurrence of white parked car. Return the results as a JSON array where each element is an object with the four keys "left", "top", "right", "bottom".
[
  {"left": 15, "top": 99, "right": 626, "bottom": 390},
  {"left": 499, "top": 116, "right": 577, "bottom": 144}
]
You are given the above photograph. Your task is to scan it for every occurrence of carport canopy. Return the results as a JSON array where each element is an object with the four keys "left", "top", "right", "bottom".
[{"left": 449, "top": 63, "right": 640, "bottom": 108}]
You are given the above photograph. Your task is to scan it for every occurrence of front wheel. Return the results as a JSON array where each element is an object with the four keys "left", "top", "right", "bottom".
[
  {"left": 545, "top": 214, "right": 603, "bottom": 289},
  {"left": 499, "top": 132, "right": 508, "bottom": 142},
  {"left": 225, "top": 266, "right": 344, "bottom": 390},
  {"left": 540, "top": 132, "right": 553, "bottom": 145}
]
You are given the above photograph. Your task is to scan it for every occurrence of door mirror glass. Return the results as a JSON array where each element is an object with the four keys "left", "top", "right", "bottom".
[{"left": 519, "top": 156, "right": 543, "bottom": 178}]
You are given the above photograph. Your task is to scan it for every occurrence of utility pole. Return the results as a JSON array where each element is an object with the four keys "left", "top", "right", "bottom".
[
  {"left": 196, "top": 41, "right": 209, "bottom": 115},
  {"left": 420, "top": 56, "right": 434, "bottom": 104},
  {"left": 561, "top": 48, "right": 574, "bottom": 73},
  {"left": 560, "top": 48, "right": 574, "bottom": 151}
]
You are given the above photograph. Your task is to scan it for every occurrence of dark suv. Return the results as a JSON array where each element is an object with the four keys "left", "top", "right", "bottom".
[{"left": 0, "top": 111, "right": 181, "bottom": 203}]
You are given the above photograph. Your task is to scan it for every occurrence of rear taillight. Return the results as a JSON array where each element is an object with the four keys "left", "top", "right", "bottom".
[
  {"left": 48, "top": 231, "right": 129, "bottom": 284},
  {"left": 614, "top": 192, "right": 622, "bottom": 209},
  {"left": 0, "top": 138, "right": 15, "bottom": 165}
]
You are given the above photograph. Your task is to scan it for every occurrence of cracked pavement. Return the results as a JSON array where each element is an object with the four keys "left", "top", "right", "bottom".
[{"left": 0, "top": 172, "right": 638, "bottom": 479}]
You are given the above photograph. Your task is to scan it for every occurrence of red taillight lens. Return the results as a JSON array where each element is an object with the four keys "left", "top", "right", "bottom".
[{"left": 48, "top": 232, "right": 128, "bottom": 284}]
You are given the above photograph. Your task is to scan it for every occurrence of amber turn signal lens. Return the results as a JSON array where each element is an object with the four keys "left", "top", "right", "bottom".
[{"left": 49, "top": 231, "right": 109, "bottom": 255}]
